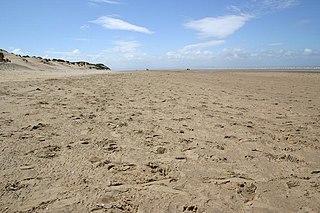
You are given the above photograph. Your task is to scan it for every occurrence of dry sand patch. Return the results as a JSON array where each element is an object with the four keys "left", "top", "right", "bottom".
[{"left": 0, "top": 71, "right": 319, "bottom": 212}]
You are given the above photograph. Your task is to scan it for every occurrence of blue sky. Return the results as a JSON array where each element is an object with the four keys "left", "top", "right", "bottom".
[{"left": 1, "top": 0, "right": 319, "bottom": 70}]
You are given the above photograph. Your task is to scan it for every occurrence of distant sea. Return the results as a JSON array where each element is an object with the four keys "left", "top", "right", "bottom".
[{"left": 189, "top": 67, "right": 320, "bottom": 74}]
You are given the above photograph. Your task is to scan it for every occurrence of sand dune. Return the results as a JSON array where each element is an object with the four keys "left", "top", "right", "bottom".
[
  {"left": 0, "top": 49, "right": 111, "bottom": 82},
  {"left": 0, "top": 66, "right": 319, "bottom": 212}
]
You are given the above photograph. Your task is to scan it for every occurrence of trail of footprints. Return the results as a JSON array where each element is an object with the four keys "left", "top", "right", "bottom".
[{"left": 1, "top": 73, "right": 319, "bottom": 212}]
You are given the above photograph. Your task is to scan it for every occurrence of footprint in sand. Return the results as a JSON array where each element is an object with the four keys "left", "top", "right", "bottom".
[
  {"left": 183, "top": 205, "right": 198, "bottom": 212},
  {"left": 30, "top": 122, "right": 46, "bottom": 131},
  {"left": 154, "top": 146, "right": 166, "bottom": 154},
  {"left": 265, "top": 153, "right": 302, "bottom": 163},
  {"left": 236, "top": 182, "right": 257, "bottom": 202},
  {"left": 36, "top": 145, "right": 61, "bottom": 158},
  {"left": 5, "top": 181, "right": 27, "bottom": 191},
  {"left": 97, "top": 138, "right": 121, "bottom": 153}
]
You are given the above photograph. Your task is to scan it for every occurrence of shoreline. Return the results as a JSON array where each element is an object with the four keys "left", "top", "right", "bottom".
[{"left": 1, "top": 67, "right": 320, "bottom": 82}]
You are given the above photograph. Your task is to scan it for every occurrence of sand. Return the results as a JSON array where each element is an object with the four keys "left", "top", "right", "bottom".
[{"left": 0, "top": 69, "right": 319, "bottom": 212}]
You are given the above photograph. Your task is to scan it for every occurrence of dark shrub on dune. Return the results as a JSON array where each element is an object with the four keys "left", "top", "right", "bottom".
[
  {"left": 77, "top": 61, "right": 87, "bottom": 66},
  {"left": 41, "top": 59, "right": 51, "bottom": 64},
  {"left": 94, "top": 63, "right": 110, "bottom": 70},
  {"left": 52, "top": 59, "right": 66, "bottom": 63},
  {"left": 0, "top": 52, "right": 4, "bottom": 61},
  {"left": 0, "top": 52, "right": 11, "bottom": 63}
]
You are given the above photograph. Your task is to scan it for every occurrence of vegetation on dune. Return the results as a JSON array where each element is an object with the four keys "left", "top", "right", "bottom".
[
  {"left": 0, "top": 52, "right": 11, "bottom": 63},
  {"left": 94, "top": 63, "right": 110, "bottom": 70},
  {"left": 41, "top": 58, "right": 51, "bottom": 64},
  {"left": 1, "top": 49, "right": 110, "bottom": 70},
  {"left": 51, "top": 59, "right": 110, "bottom": 70},
  {"left": 0, "top": 52, "right": 4, "bottom": 61},
  {"left": 52, "top": 58, "right": 67, "bottom": 63}
]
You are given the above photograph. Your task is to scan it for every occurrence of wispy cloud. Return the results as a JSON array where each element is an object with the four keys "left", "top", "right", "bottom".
[
  {"left": 181, "top": 40, "right": 225, "bottom": 51},
  {"left": 303, "top": 48, "right": 313, "bottom": 56},
  {"left": 220, "top": 48, "right": 250, "bottom": 59},
  {"left": 165, "top": 45, "right": 319, "bottom": 63},
  {"left": 166, "top": 40, "right": 224, "bottom": 60},
  {"left": 10, "top": 48, "right": 24, "bottom": 55},
  {"left": 46, "top": 49, "right": 81, "bottom": 56},
  {"left": 110, "top": 40, "right": 147, "bottom": 60},
  {"left": 184, "top": 1, "right": 299, "bottom": 41},
  {"left": 303, "top": 48, "right": 319, "bottom": 56},
  {"left": 260, "top": 0, "right": 299, "bottom": 10},
  {"left": 295, "top": 19, "right": 311, "bottom": 26},
  {"left": 268, "top": 42, "right": 283, "bottom": 46},
  {"left": 91, "top": 16, "right": 154, "bottom": 34},
  {"left": 111, "top": 40, "right": 141, "bottom": 53},
  {"left": 75, "top": 38, "right": 91, "bottom": 42},
  {"left": 228, "top": 0, "right": 299, "bottom": 16},
  {"left": 80, "top": 24, "right": 90, "bottom": 30},
  {"left": 166, "top": 49, "right": 214, "bottom": 60},
  {"left": 84, "top": 46, "right": 319, "bottom": 70},
  {"left": 89, "top": 0, "right": 120, "bottom": 4},
  {"left": 185, "top": 0, "right": 299, "bottom": 40},
  {"left": 85, "top": 40, "right": 149, "bottom": 69},
  {"left": 185, "top": 15, "right": 252, "bottom": 39},
  {"left": 257, "top": 49, "right": 298, "bottom": 58}
]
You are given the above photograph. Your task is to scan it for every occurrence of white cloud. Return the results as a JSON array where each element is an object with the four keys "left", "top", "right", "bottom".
[
  {"left": 89, "top": 0, "right": 120, "bottom": 4},
  {"left": 220, "top": 48, "right": 250, "bottom": 59},
  {"left": 85, "top": 40, "right": 149, "bottom": 69},
  {"left": 86, "top": 46, "right": 151, "bottom": 70},
  {"left": 166, "top": 50, "right": 214, "bottom": 60},
  {"left": 110, "top": 40, "right": 147, "bottom": 60},
  {"left": 78, "top": 46, "right": 320, "bottom": 70},
  {"left": 166, "top": 40, "right": 224, "bottom": 60},
  {"left": 111, "top": 40, "right": 141, "bottom": 53},
  {"left": 71, "top": 49, "right": 81, "bottom": 55},
  {"left": 165, "top": 45, "right": 317, "bottom": 65},
  {"left": 278, "top": 49, "right": 294, "bottom": 56},
  {"left": 44, "top": 49, "right": 83, "bottom": 62},
  {"left": 217, "top": 1, "right": 299, "bottom": 41},
  {"left": 304, "top": 48, "right": 314, "bottom": 56},
  {"left": 260, "top": 48, "right": 313, "bottom": 58},
  {"left": 260, "top": 49, "right": 296, "bottom": 57},
  {"left": 164, "top": 47, "right": 256, "bottom": 68},
  {"left": 185, "top": 15, "right": 252, "bottom": 39},
  {"left": 91, "top": 16, "right": 153, "bottom": 34},
  {"left": 11, "top": 48, "right": 23, "bottom": 55}
]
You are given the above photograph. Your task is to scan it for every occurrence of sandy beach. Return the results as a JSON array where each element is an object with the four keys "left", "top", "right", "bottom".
[{"left": 0, "top": 70, "right": 319, "bottom": 212}]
